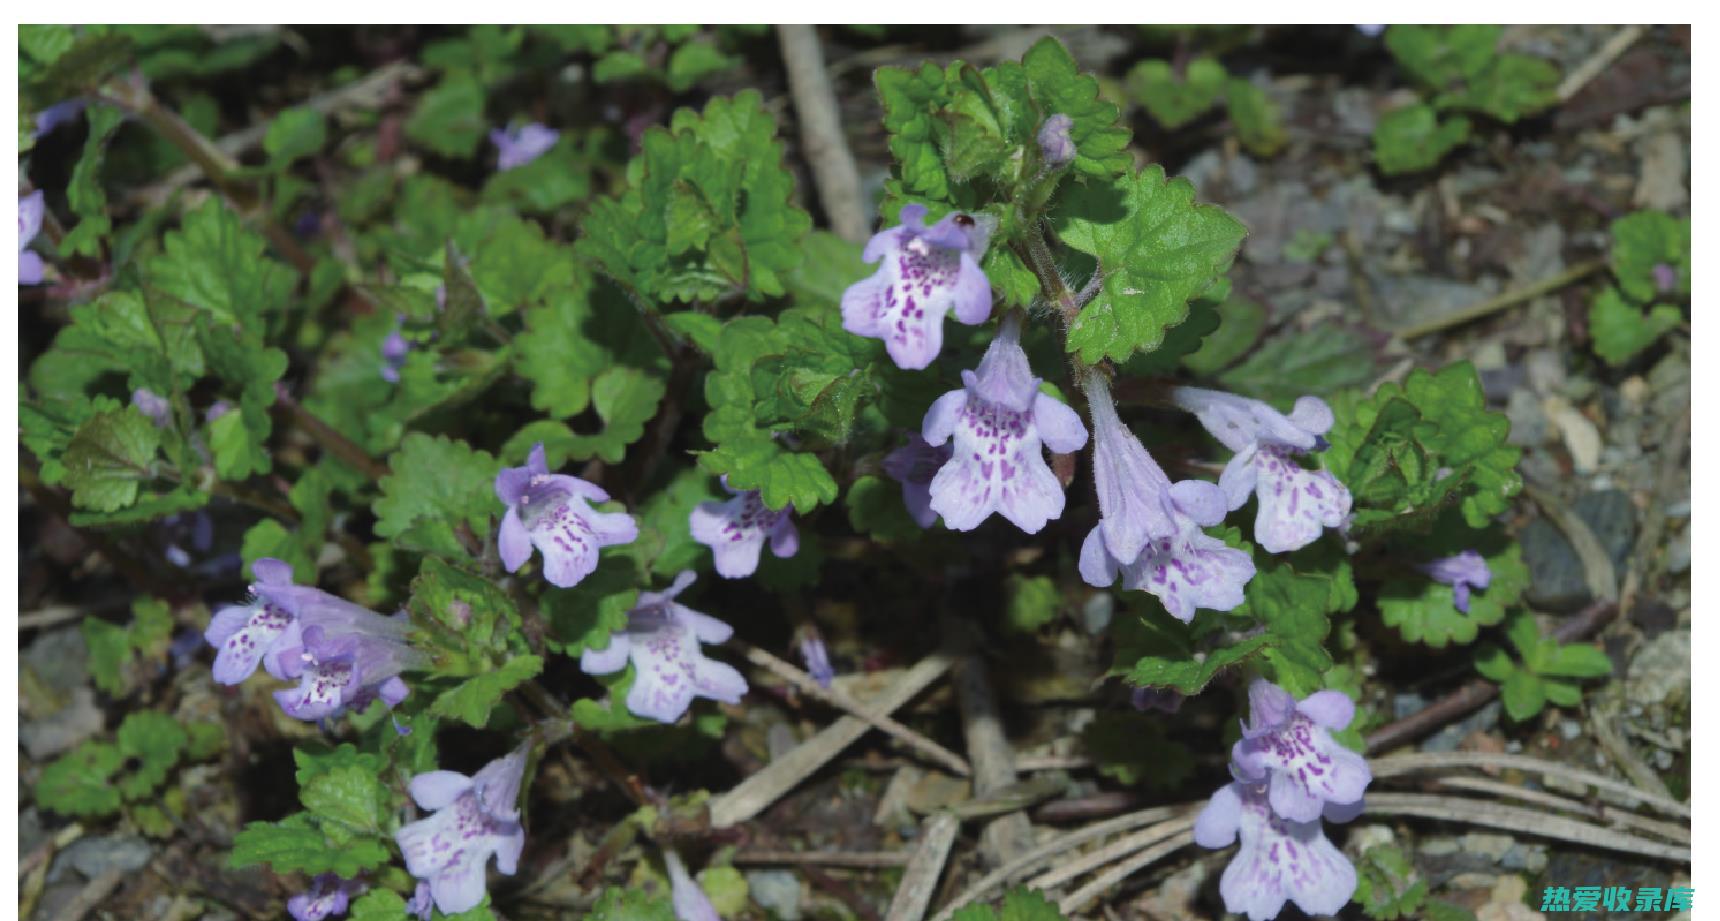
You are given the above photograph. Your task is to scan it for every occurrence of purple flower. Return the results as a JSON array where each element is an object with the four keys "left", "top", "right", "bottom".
[
  {"left": 270, "top": 621, "right": 426, "bottom": 722},
  {"left": 206, "top": 400, "right": 234, "bottom": 422},
  {"left": 1171, "top": 386, "right": 1351, "bottom": 554},
  {"left": 407, "top": 882, "right": 434, "bottom": 921},
  {"left": 204, "top": 558, "right": 411, "bottom": 686},
  {"left": 1194, "top": 779, "right": 1359, "bottom": 921},
  {"left": 1654, "top": 262, "right": 1680, "bottom": 294},
  {"left": 496, "top": 443, "right": 639, "bottom": 588},
  {"left": 882, "top": 433, "right": 952, "bottom": 528},
  {"left": 665, "top": 849, "right": 720, "bottom": 921},
  {"left": 1417, "top": 550, "right": 1491, "bottom": 614},
  {"left": 922, "top": 317, "right": 1087, "bottom": 533},
  {"left": 397, "top": 748, "right": 529, "bottom": 915},
  {"left": 579, "top": 571, "right": 747, "bottom": 724},
  {"left": 131, "top": 388, "right": 172, "bottom": 428},
  {"left": 1037, "top": 113, "right": 1076, "bottom": 168},
  {"left": 1230, "top": 680, "right": 1370, "bottom": 823},
  {"left": 380, "top": 324, "right": 411, "bottom": 384},
  {"left": 34, "top": 98, "right": 86, "bottom": 138},
  {"left": 20, "top": 191, "right": 46, "bottom": 286},
  {"left": 287, "top": 874, "right": 356, "bottom": 921},
  {"left": 689, "top": 481, "right": 798, "bottom": 579},
  {"left": 799, "top": 633, "right": 834, "bottom": 689},
  {"left": 491, "top": 122, "right": 559, "bottom": 171},
  {"left": 1077, "top": 377, "right": 1253, "bottom": 622},
  {"left": 1131, "top": 686, "right": 1184, "bottom": 714},
  {"left": 841, "top": 203, "right": 995, "bottom": 370}
]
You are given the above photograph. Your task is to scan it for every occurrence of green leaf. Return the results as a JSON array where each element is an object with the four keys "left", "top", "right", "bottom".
[
  {"left": 951, "top": 888, "right": 1069, "bottom": 921},
  {"left": 145, "top": 198, "right": 297, "bottom": 327},
  {"left": 1181, "top": 295, "right": 1266, "bottom": 374},
  {"left": 503, "top": 367, "right": 667, "bottom": 465},
  {"left": 1591, "top": 289, "right": 1680, "bottom": 367},
  {"left": 1020, "top": 37, "right": 1132, "bottom": 178},
  {"left": 666, "top": 40, "right": 739, "bottom": 92},
  {"left": 1129, "top": 58, "right": 1226, "bottom": 129},
  {"left": 1112, "top": 605, "right": 1274, "bottom": 696},
  {"left": 699, "top": 440, "right": 838, "bottom": 514},
  {"left": 1004, "top": 574, "right": 1060, "bottom": 633},
  {"left": 61, "top": 103, "right": 125, "bottom": 257},
  {"left": 1379, "top": 537, "right": 1527, "bottom": 648},
  {"left": 300, "top": 764, "right": 393, "bottom": 836},
  {"left": 1611, "top": 211, "right": 1691, "bottom": 304},
  {"left": 35, "top": 742, "right": 125, "bottom": 817},
  {"left": 1440, "top": 52, "right": 1559, "bottom": 122},
  {"left": 1353, "top": 844, "right": 1429, "bottom": 920},
  {"left": 408, "top": 556, "right": 521, "bottom": 655},
  {"left": 83, "top": 617, "right": 133, "bottom": 695},
  {"left": 115, "top": 710, "right": 188, "bottom": 800},
  {"left": 372, "top": 433, "right": 499, "bottom": 559},
  {"left": 61, "top": 405, "right": 160, "bottom": 512},
  {"left": 541, "top": 557, "right": 638, "bottom": 655},
  {"left": 1373, "top": 104, "right": 1472, "bottom": 175},
  {"left": 1216, "top": 324, "right": 1378, "bottom": 401},
  {"left": 348, "top": 890, "right": 408, "bottom": 921},
  {"left": 1499, "top": 670, "right": 1546, "bottom": 722},
  {"left": 1079, "top": 711, "right": 1193, "bottom": 790},
  {"left": 432, "top": 654, "right": 545, "bottom": 728},
  {"left": 1473, "top": 644, "right": 1516, "bottom": 683},
  {"left": 406, "top": 71, "right": 487, "bottom": 158},
  {"left": 844, "top": 474, "right": 923, "bottom": 543},
  {"left": 1538, "top": 643, "right": 1613, "bottom": 680},
  {"left": 263, "top": 106, "right": 328, "bottom": 167},
  {"left": 1225, "top": 78, "right": 1287, "bottom": 157},
  {"left": 586, "top": 887, "right": 675, "bottom": 921},
  {"left": 1054, "top": 165, "right": 1247, "bottom": 364},
  {"left": 1385, "top": 25, "right": 1501, "bottom": 90},
  {"left": 229, "top": 813, "right": 392, "bottom": 877}
]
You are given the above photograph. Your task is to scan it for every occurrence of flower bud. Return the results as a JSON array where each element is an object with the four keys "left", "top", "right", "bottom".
[{"left": 1037, "top": 113, "right": 1075, "bottom": 168}]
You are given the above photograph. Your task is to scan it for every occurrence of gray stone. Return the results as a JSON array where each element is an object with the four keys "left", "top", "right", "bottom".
[
  {"left": 21, "top": 686, "right": 105, "bottom": 760},
  {"left": 1501, "top": 843, "right": 1549, "bottom": 873},
  {"left": 1666, "top": 527, "right": 1690, "bottom": 575},
  {"left": 1421, "top": 701, "right": 1501, "bottom": 753},
  {"left": 23, "top": 627, "right": 89, "bottom": 695},
  {"left": 746, "top": 870, "right": 802, "bottom": 920},
  {"left": 1522, "top": 490, "right": 1638, "bottom": 611},
  {"left": 1393, "top": 692, "right": 1427, "bottom": 720},
  {"left": 49, "top": 834, "right": 153, "bottom": 883},
  {"left": 1625, "top": 630, "right": 1690, "bottom": 707},
  {"left": 1505, "top": 389, "right": 1548, "bottom": 447}
]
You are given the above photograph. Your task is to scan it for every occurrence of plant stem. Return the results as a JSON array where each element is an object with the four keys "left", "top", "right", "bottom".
[
  {"left": 1395, "top": 256, "right": 1608, "bottom": 340},
  {"left": 272, "top": 386, "right": 390, "bottom": 481}
]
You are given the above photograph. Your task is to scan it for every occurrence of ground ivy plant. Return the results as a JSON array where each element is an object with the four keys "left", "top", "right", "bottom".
[{"left": 22, "top": 27, "right": 1558, "bottom": 921}]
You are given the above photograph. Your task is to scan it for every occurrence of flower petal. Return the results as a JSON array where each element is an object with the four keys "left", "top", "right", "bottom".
[
  {"left": 409, "top": 771, "right": 475, "bottom": 810},
  {"left": 498, "top": 509, "right": 532, "bottom": 574},
  {"left": 1194, "top": 782, "right": 1243, "bottom": 848},
  {"left": 1032, "top": 392, "right": 1089, "bottom": 454}
]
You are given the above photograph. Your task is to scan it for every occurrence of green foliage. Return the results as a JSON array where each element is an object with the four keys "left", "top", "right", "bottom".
[
  {"left": 587, "top": 887, "right": 676, "bottom": 921},
  {"left": 1079, "top": 711, "right": 1193, "bottom": 790},
  {"left": 145, "top": 198, "right": 297, "bottom": 327},
  {"left": 951, "top": 888, "right": 1069, "bottom": 921},
  {"left": 1372, "top": 104, "right": 1472, "bottom": 175},
  {"left": 1128, "top": 58, "right": 1226, "bottom": 128},
  {"left": 82, "top": 598, "right": 174, "bottom": 696},
  {"left": 231, "top": 745, "right": 399, "bottom": 878},
  {"left": 1224, "top": 78, "right": 1287, "bottom": 157},
  {"left": 1216, "top": 324, "right": 1378, "bottom": 401},
  {"left": 1590, "top": 288, "right": 1682, "bottom": 366},
  {"left": 1590, "top": 211, "right": 1690, "bottom": 365},
  {"left": 372, "top": 434, "right": 500, "bottom": 559},
  {"left": 406, "top": 71, "right": 488, "bottom": 158},
  {"left": 60, "top": 405, "right": 161, "bottom": 512},
  {"left": 35, "top": 711, "right": 191, "bottom": 817},
  {"left": 1475, "top": 613, "right": 1613, "bottom": 721},
  {"left": 1004, "top": 573, "right": 1061, "bottom": 632},
  {"left": 1353, "top": 844, "right": 1430, "bottom": 920},
  {"left": 1379, "top": 535, "right": 1527, "bottom": 648},
  {"left": 263, "top": 106, "right": 329, "bottom": 168},
  {"left": 1054, "top": 165, "right": 1247, "bottom": 364},
  {"left": 1323, "top": 362, "right": 1522, "bottom": 536},
  {"left": 433, "top": 654, "right": 545, "bottom": 728}
]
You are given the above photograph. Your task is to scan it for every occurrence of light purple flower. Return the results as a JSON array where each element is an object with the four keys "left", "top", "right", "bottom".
[
  {"left": 34, "top": 98, "right": 86, "bottom": 138},
  {"left": 882, "top": 434, "right": 952, "bottom": 528},
  {"left": 496, "top": 443, "right": 639, "bottom": 588},
  {"left": 1171, "top": 386, "right": 1351, "bottom": 554},
  {"left": 407, "top": 882, "right": 434, "bottom": 921},
  {"left": 841, "top": 203, "right": 994, "bottom": 370},
  {"left": 922, "top": 316, "right": 1087, "bottom": 533},
  {"left": 20, "top": 191, "right": 46, "bottom": 286},
  {"left": 204, "top": 558, "right": 411, "bottom": 686},
  {"left": 397, "top": 748, "right": 529, "bottom": 916},
  {"left": 380, "top": 323, "right": 410, "bottom": 384},
  {"left": 1077, "top": 377, "right": 1253, "bottom": 622},
  {"left": 131, "top": 388, "right": 172, "bottom": 428},
  {"left": 1653, "top": 263, "right": 1680, "bottom": 294},
  {"left": 206, "top": 400, "right": 234, "bottom": 422},
  {"left": 665, "top": 849, "right": 720, "bottom": 921},
  {"left": 1417, "top": 550, "right": 1491, "bottom": 614},
  {"left": 1194, "top": 779, "right": 1359, "bottom": 921},
  {"left": 1038, "top": 113, "right": 1076, "bottom": 168},
  {"left": 1230, "top": 680, "right": 1370, "bottom": 823},
  {"left": 579, "top": 571, "right": 747, "bottom": 724},
  {"left": 799, "top": 633, "right": 834, "bottom": 689},
  {"left": 689, "top": 481, "right": 798, "bottom": 579},
  {"left": 287, "top": 874, "right": 356, "bottom": 921},
  {"left": 270, "top": 621, "right": 426, "bottom": 722},
  {"left": 491, "top": 122, "right": 559, "bottom": 171}
]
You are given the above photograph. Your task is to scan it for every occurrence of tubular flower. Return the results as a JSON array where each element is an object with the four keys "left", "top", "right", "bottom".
[
  {"left": 1417, "top": 550, "right": 1491, "bottom": 613},
  {"left": 841, "top": 203, "right": 994, "bottom": 370},
  {"left": 490, "top": 122, "right": 559, "bottom": 171},
  {"left": 396, "top": 748, "right": 529, "bottom": 915},
  {"left": 271, "top": 621, "right": 426, "bottom": 722},
  {"left": 496, "top": 443, "right": 639, "bottom": 588},
  {"left": 287, "top": 874, "right": 356, "bottom": 921},
  {"left": 1078, "top": 376, "right": 1253, "bottom": 622},
  {"left": 205, "top": 558, "right": 408, "bottom": 686},
  {"left": 1194, "top": 779, "right": 1360, "bottom": 921},
  {"left": 882, "top": 433, "right": 953, "bottom": 528},
  {"left": 579, "top": 572, "right": 747, "bottom": 724},
  {"left": 922, "top": 316, "right": 1088, "bottom": 533},
  {"left": 1230, "top": 680, "right": 1371, "bottom": 823},
  {"left": 1171, "top": 386, "right": 1351, "bottom": 554},
  {"left": 689, "top": 480, "right": 798, "bottom": 579},
  {"left": 20, "top": 191, "right": 46, "bottom": 285}
]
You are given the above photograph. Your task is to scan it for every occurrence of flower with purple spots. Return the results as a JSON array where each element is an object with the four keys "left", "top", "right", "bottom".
[
  {"left": 1171, "top": 386, "right": 1351, "bottom": 554},
  {"left": 20, "top": 191, "right": 46, "bottom": 286},
  {"left": 1417, "top": 550, "right": 1491, "bottom": 613},
  {"left": 204, "top": 558, "right": 404, "bottom": 686},
  {"left": 1194, "top": 778, "right": 1359, "bottom": 921},
  {"left": 397, "top": 747, "right": 529, "bottom": 916},
  {"left": 1230, "top": 680, "right": 1370, "bottom": 823},
  {"left": 882, "top": 433, "right": 952, "bottom": 528},
  {"left": 407, "top": 882, "right": 434, "bottom": 921},
  {"left": 271, "top": 620, "right": 426, "bottom": 722},
  {"left": 840, "top": 203, "right": 995, "bottom": 370},
  {"left": 287, "top": 874, "right": 357, "bottom": 921},
  {"left": 1077, "top": 376, "right": 1253, "bottom": 622},
  {"left": 665, "top": 849, "right": 720, "bottom": 921},
  {"left": 1037, "top": 113, "right": 1076, "bottom": 168},
  {"left": 497, "top": 443, "right": 639, "bottom": 588},
  {"left": 491, "top": 122, "right": 559, "bottom": 171},
  {"left": 922, "top": 316, "right": 1088, "bottom": 533},
  {"left": 689, "top": 481, "right": 798, "bottom": 579},
  {"left": 132, "top": 388, "right": 172, "bottom": 428},
  {"left": 579, "top": 571, "right": 747, "bottom": 724}
]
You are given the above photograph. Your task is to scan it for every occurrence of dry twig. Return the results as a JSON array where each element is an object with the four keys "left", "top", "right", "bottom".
[
  {"left": 777, "top": 25, "right": 870, "bottom": 242},
  {"left": 885, "top": 812, "right": 962, "bottom": 921}
]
